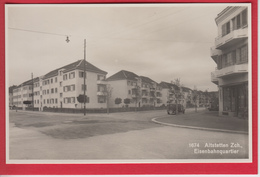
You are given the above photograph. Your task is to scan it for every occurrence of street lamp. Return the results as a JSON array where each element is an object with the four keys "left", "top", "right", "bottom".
[
  {"left": 66, "top": 36, "right": 87, "bottom": 116},
  {"left": 83, "top": 39, "right": 87, "bottom": 116}
]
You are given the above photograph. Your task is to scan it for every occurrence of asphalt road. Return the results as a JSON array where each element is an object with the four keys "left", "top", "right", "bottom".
[{"left": 8, "top": 109, "right": 249, "bottom": 161}]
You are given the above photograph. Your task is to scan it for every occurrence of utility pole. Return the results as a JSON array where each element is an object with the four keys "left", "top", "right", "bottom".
[
  {"left": 31, "top": 73, "right": 34, "bottom": 111},
  {"left": 83, "top": 39, "right": 86, "bottom": 116}
]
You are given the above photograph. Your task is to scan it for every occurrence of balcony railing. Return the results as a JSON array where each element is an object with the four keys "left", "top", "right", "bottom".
[
  {"left": 212, "top": 63, "right": 248, "bottom": 78},
  {"left": 210, "top": 46, "right": 222, "bottom": 60},
  {"left": 211, "top": 72, "right": 218, "bottom": 85},
  {"left": 215, "top": 27, "right": 247, "bottom": 49},
  {"left": 97, "top": 80, "right": 106, "bottom": 85},
  {"left": 97, "top": 91, "right": 106, "bottom": 96}
]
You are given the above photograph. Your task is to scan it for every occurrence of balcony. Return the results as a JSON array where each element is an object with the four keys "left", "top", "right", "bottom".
[
  {"left": 212, "top": 63, "right": 248, "bottom": 79},
  {"left": 97, "top": 91, "right": 106, "bottom": 96},
  {"left": 215, "top": 27, "right": 247, "bottom": 50},
  {"left": 142, "top": 93, "right": 149, "bottom": 98},
  {"left": 210, "top": 46, "right": 222, "bottom": 62},
  {"left": 97, "top": 80, "right": 106, "bottom": 85},
  {"left": 211, "top": 72, "right": 218, "bottom": 85}
]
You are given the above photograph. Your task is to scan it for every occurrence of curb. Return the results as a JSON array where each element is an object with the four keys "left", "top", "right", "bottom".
[{"left": 151, "top": 117, "right": 248, "bottom": 135}]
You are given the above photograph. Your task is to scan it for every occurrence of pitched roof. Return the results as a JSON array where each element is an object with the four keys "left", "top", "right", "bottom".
[
  {"left": 44, "top": 59, "right": 107, "bottom": 79},
  {"left": 106, "top": 70, "right": 139, "bottom": 81},
  {"left": 159, "top": 81, "right": 178, "bottom": 90},
  {"left": 139, "top": 76, "right": 157, "bottom": 84},
  {"left": 182, "top": 86, "right": 192, "bottom": 92},
  {"left": 9, "top": 85, "right": 17, "bottom": 93},
  {"left": 18, "top": 77, "right": 39, "bottom": 87},
  {"left": 159, "top": 81, "right": 192, "bottom": 92}
]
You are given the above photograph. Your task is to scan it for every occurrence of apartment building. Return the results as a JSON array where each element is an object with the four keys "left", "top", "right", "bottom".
[
  {"left": 210, "top": 6, "right": 248, "bottom": 118},
  {"left": 159, "top": 81, "right": 192, "bottom": 108},
  {"left": 8, "top": 85, "right": 17, "bottom": 108},
  {"left": 12, "top": 59, "right": 108, "bottom": 110},
  {"left": 106, "top": 70, "right": 163, "bottom": 108}
]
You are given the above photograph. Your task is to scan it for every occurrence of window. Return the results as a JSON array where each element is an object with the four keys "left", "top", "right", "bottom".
[
  {"left": 51, "top": 88, "right": 54, "bottom": 93},
  {"left": 63, "top": 74, "right": 68, "bottom": 80},
  {"left": 60, "top": 93, "right": 63, "bottom": 97},
  {"left": 67, "top": 98, "right": 71, "bottom": 103},
  {"left": 240, "top": 45, "right": 248, "bottom": 63},
  {"left": 55, "top": 99, "right": 58, "bottom": 104},
  {"left": 98, "top": 85, "right": 105, "bottom": 92},
  {"left": 55, "top": 88, "right": 58, "bottom": 93},
  {"left": 71, "top": 85, "right": 75, "bottom": 91},
  {"left": 64, "top": 98, "right": 67, "bottom": 104},
  {"left": 98, "top": 96, "right": 106, "bottom": 103},
  {"left": 222, "top": 21, "right": 230, "bottom": 37},
  {"left": 44, "top": 99, "right": 45, "bottom": 104},
  {"left": 71, "top": 97, "right": 75, "bottom": 103},
  {"left": 79, "top": 71, "right": 86, "bottom": 78},
  {"left": 59, "top": 71, "right": 63, "bottom": 76},
  {"left": 55, "top": 77, "right": 57, "bottom": 83},
  {"left": 47, "top": 89, "right": 49, "bottom": 94},
  {"left": 47, "top": 99, "right": 49, "bottom": 104},
  {"left": 64, "top": 86, "right": 67, "bottom": 92},
  {"left": 128, "top": 90, "right": 131, "bottom": 94},
  {"left": 237, "top": 14, "right": 241, "bottom": 29},
  {"left": 37, "top": 100, "right": 39, "bottom": 104},
  {"left": 67, "top": 86, "right": 71, "bottom": 91},
  {"left": 82, "top": 84, "right": 87, "bottom": 91},
  {"left": 51, "top": 79, "right": 53, "bottom": 84},
  {"left": 98, "top": 75, "right": 105, "bottom": 80},
  {"left": 242, "top": 9, "right": 247, "bottom": 27},
  {"left": 69, "top": 72, "right": 75, "bottom": 79}
]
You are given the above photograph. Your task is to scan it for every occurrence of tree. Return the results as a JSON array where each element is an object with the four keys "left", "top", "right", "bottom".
[
  {"left": 124, "top": 98, "right": 131, "bottom": 107},
  {"left": 104, "top": 85, "right": 113, "bottom": 114},
  {"left": 115, "top": 98, "right": 122, "bottom": 107},
  {"left": 77, "top": 94, "right": 89, "bottom": 108},
  {"left": 171, "top": 78, "right": 184, "bottom": 114},
  {"left": 133, "top": 85, "right": 141, "bottom": 111},
  {"left": 192, "top": 86, "right": 199, "bottom": 112}
]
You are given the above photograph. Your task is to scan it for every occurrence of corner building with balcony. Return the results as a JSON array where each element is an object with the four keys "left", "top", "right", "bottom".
[
  {"left": 210, "top": 6, "right": 248, "bottom": 118},
  {"left": 12, "top": 59, "right": 108, "bottom": 111},
  {"left": 106, "top": 70, "right": 163, "bottom": 108}
]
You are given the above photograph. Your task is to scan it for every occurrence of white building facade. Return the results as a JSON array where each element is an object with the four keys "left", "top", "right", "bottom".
[
  {"left": 12, "top": 59, "right": 108, "bottom": 110},
  {"left": 106, "top": 70, "right": 163, "bottom": 108},
  {"left": 210, "top": 6, "right": 248, "bottom": 118}
]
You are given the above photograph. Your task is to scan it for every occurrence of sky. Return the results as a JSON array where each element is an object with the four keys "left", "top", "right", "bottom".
[{"left": 6, "top": 4, "right": 230, "bottom": 91}]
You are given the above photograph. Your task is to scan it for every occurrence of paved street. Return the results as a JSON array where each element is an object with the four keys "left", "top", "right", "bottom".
[{"left": 8, "top": 109, "right": 249, "bottom": 160}]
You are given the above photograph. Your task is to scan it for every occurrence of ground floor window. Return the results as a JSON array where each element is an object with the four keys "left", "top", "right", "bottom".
[
  {"left": 222, "top": 83, "right": 248, "bottom": 117},
  {"left": 98, "top": 96, "right": 106, "bottom": 103}
]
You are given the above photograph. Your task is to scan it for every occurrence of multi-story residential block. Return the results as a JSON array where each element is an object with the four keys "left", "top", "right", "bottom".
[
  {"left": 159, "top": 81, "right": 192, "bottom": 108},
  {"left": 11, "top": 59, "right": 108, "bottom": 110},
  {"left": 8, "top": 85, "right": 17, "bottom": 108},
  {"left": 12, "top": 79, "right": 34, "bottom": 109},
  {"left": 210, "top": 6, "right": 248, "bottom": 118},
  {"left": 106, "top": 70, "right": 163, "bottom": 108}
]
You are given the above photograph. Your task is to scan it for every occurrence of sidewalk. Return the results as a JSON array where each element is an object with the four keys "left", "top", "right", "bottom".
[{"left": 153, "top": 110, "right": 249, "bottom": 134}]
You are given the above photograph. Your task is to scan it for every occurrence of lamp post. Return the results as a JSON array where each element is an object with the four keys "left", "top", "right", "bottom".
[{"left": 83, "top": 39, "right": 86, "bottom": 116}]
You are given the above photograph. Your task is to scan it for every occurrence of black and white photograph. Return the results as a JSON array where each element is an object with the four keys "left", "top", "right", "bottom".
[{"left": 6, "top": 3, "right": 252, "bottom": 163}]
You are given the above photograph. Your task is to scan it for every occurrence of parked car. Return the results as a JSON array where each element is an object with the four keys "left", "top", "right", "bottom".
[{"left": 167, "top": 104, "right": 185, "bottom": 115}]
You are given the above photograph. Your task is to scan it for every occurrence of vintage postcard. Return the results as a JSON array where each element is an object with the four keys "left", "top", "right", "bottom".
[{"left": 1, "top": 1, "right": 258, "bottom": 175}]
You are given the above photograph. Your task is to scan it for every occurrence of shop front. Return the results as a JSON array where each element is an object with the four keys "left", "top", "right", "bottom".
[{"left": 222, "top": 82, "right": 248, "bottom": 118}]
